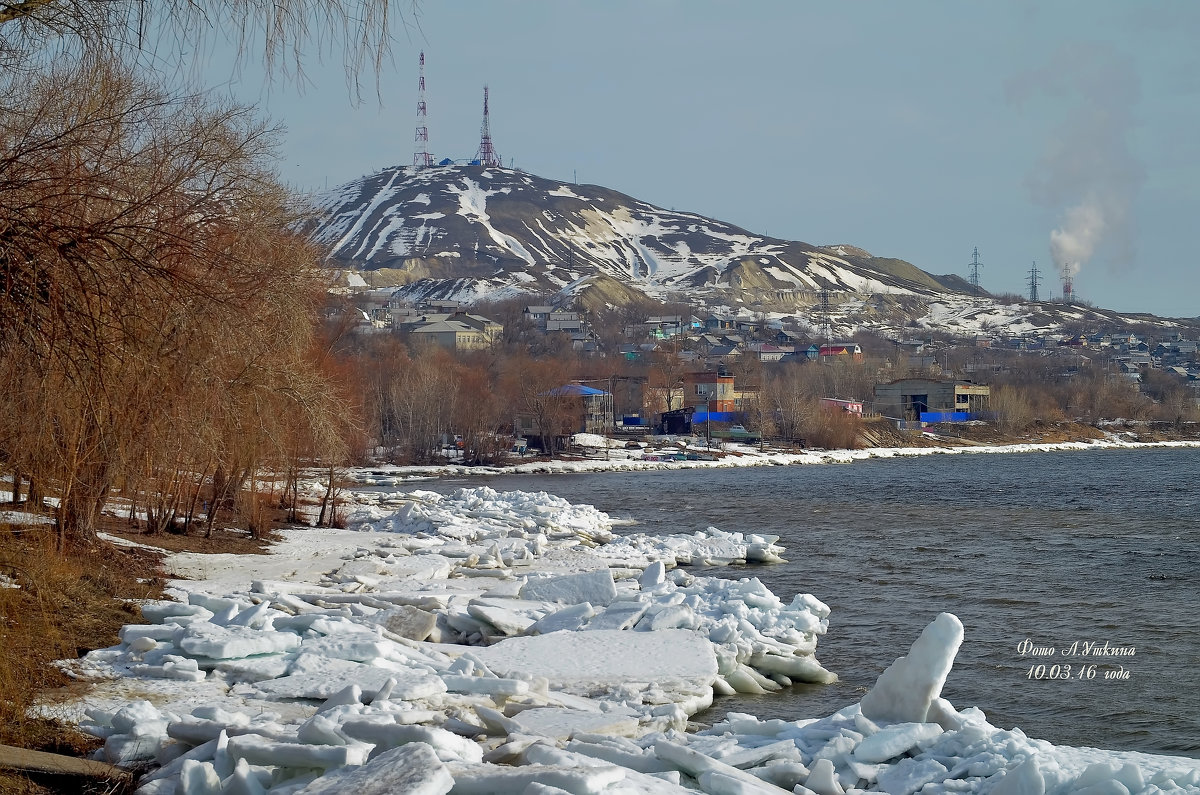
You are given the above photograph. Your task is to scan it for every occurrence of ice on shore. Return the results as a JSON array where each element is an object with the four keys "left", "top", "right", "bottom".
[
  {"left": 859, "top": 611, "right": 963, "bottom": 725},
  {"left": 60, "top": 485, "right": 1200, "bottom": 794},
  {"left": 339, "top": 436, "right": 1200, "bottom": 485}
]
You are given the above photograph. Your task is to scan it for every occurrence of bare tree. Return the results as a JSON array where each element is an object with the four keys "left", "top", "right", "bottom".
[
  {"left": 649, "top": 343, "right": 689, "bottom": 412},
  {"left": 990, "top": 385, "right": 1037, "bottom": 434},
  {"left": 764, "top": 363, "right": 818, "bottom": 442},
  {"left": 454, "top": 359, "right": 507, "bottom": 465},
  {"left": 503, "top": 355, "right": 580, "bottom": 454},
  {"left": 0, "top": 59, "right": 347, "bottom": 545},
  {"left": 0, "top": 0, "right": 405, "bottom": 95}
]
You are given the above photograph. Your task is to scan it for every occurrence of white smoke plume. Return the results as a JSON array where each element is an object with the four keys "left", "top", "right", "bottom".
[
  {"left": 1050, "top": 198, "right": 1106, "bottom": 276},
  {"left": 1008, "top": 43, "right": 1144, "bottom": 281}
]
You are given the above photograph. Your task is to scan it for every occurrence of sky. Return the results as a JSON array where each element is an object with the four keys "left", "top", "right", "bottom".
[{"left": 207, "top": 1, "right": 1199, "bottom": 319}]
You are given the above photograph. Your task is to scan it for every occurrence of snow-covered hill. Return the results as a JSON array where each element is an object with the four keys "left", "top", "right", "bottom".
[
  {"left": 311, "top": 164, "right": 1199, "bottom": 338},
  {"left": 312, "top": 164, "right": 954, "bottom": 307}
]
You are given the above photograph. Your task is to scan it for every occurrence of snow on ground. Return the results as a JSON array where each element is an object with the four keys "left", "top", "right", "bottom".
[
  {"left": 448, "top": 177, "right": 537, "bottom": 266},
  {"left": 1, "top": 509, "right": 55, "bottom": 526},
  {"left": 343, "top": 433, "right": 1200, "bottom": 488},
  {"left": 43, "top": 474, "right": 1200, "bottom": 794},
  {"left": 914, "top": 296, "right": 1052, "bottom": 338}
]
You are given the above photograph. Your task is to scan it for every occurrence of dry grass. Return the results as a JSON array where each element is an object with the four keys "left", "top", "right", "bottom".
[
  {"left": 0, "top": 502, "right": 289, "bottom": 792},
  {"left": 0, "top": 522, "right": 166, "bottom": 794},
  {"left": 804, "top": 408, "right": 864, "bottom": 450},
  {"left": 102, "top": 524, "right": 277, "bottom": 556}
]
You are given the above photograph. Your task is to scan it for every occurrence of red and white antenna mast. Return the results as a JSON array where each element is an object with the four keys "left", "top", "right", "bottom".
[
  {"left": 475, "top": 85, "right": 502, "bottom": 168},
  {"left": 412, "top": 51, "right": 433, "bottom": 168},
  {"left": 1061, "top": 264, "right": 1074, "bottom": 304}
]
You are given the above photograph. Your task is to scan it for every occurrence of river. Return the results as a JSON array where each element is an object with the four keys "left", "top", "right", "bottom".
[{"left": 399, "top": 445, "right": 1200, "bottom": 756}]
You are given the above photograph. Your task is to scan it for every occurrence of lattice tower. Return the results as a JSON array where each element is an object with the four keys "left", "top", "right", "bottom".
[
  {"left": 1027, "top": 261, "right": 1041, "bottom": 302},
  {"left": 475, "top": 86, "right": 502, "bottom": 168},
  {"left": 412, "top": 51, "right": 433, "bottom": 167},
  {"left": 967, "top": 247, "right": 983, "bottom": 289}
]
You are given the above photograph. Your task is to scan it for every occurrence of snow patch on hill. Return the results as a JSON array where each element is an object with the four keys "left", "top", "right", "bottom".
[{"left": 448, "top": 178, "right": 536, "bottom": 266}]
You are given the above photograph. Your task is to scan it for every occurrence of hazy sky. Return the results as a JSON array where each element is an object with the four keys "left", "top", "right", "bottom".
[{"left": 211, "top": 1, "right": 1199, "bottom": 318}]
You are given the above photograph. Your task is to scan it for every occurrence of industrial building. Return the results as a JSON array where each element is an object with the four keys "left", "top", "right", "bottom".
[{"left": 873, "top": 378, "right": 991, "bottom": 422}]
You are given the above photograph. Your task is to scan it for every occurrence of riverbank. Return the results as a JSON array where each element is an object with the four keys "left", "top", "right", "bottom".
[
  {"left": 22, "top": 477, "right": 1200, "bottom": 794},
  {"left": 5, "top": 427, "right": 1199, "bottom": 792},
  {"left": 342, "top": 420, "right": 1200, "bottom": 486}
]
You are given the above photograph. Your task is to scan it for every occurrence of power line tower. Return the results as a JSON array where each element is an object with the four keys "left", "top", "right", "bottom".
[
  {"left": 819, "top": 288, "right": 832, "bottom": 341},
  {"left": 412, "top": 51, "right": 433, "bottom": 168},
  {"left": 967, "top": 247, "right": 983, "bottom": 290},
  {"left": 1060, "top": 264, "right": 1074, "bottom": 304},
  {"left": 475, "top": 86, "right": 502, "bottom": 168},
  {"left": 1027, "top": 260, "right": 1041, "bottom": 302}
]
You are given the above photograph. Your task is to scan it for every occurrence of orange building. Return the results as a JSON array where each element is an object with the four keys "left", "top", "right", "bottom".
[{"left": 684, "top": 371, "right": 736, "bottom": 413}]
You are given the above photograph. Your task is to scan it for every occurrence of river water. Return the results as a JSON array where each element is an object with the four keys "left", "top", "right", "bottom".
[{"left": 402, "top": 446, "right": 1200, "bottom": 757}]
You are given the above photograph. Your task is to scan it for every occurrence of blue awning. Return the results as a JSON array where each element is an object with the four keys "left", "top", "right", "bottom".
[{"left": 543, "top": 384, "right": 609, "bottom": 396}]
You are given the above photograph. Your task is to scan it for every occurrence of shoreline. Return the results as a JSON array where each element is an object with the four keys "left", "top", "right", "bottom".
[
  {"left": 40, "top": 473, "right": 1200, "bottom": 793},
  {"left": 341, "top": 431, "right": 1200, "bottom": 486}
]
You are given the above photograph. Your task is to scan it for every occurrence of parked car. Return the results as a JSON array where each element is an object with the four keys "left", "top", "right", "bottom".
[{"left": 711, "top": 424, "right": 762, "bottom": 442}]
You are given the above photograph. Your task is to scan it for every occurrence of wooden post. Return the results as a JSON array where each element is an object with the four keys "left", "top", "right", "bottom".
[{"left": 0, "top": 743, "right": 132, "bottom": 784}]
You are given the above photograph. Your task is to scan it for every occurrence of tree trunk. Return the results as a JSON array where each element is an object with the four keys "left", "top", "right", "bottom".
[
  {"left": 27, "top": 475, "right": 43, "bottom": 511},
  {"left": 206, "top": 465, "right": 229, "bottom": 539},
  {"left": 245, "top": 464, "right": 262, "bottom": 540},
  {"left": 56, "top": 487, "right": 104, "bottom": 548},
  {"left": 182, "top": 467, "right": 209, "bottom": 534},
  {"left": 317, "top": 465, "right": 336, "bottom": 527}
]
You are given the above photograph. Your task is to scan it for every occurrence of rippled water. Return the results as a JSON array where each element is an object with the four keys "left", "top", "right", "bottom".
[{"left": 404, "top": 446, "right": 1200, "bottom": 756}]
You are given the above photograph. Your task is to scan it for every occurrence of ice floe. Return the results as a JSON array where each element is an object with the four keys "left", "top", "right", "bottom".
[{"left": 49, "top": 485, "right": 1200, "bottom": 794}]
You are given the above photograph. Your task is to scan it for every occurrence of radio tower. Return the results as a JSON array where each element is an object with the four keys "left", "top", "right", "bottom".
[
  {"left": 1027, "top": 260, "right": 1041, "bottom": 302},
  {"left": 967, "top": 247, "right": 983, "bottom": 290},
  {"left": 412, "top": 51, "right": 433, "bottom": 168},
  {"left": 475, "top": 85, "right": 502, "bottom": 168}
]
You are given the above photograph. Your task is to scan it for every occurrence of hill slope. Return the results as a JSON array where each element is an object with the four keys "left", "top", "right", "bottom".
[
  {"left": 312, "top": 164, "right": 956, "bottom": 308},
  {"left": 311, "top": 164, "right": 1199, "bottom": 338}
]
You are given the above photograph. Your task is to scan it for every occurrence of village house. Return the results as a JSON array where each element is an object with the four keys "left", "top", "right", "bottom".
[
  {"left": 732, "top": 379, "right": 763, "bottom": 415},
  {"left": 546, "top": 311, "right": 584, "bottom": 333},
  {"left": 704, "top": 315, "right": 737, "bottom": 332},
  {"left": 819, "top": 342, "right": 864, "bottom": 360},
  {"left": 400, "top": 311, "right": 503, "bottom": 351},
  {"left": 775, "top": 329, "right": 804, "bottom": 345},
  {"left": 523, "top": 305, "right": 555, "bottom": 330},
  {"left": 646, "top": 315, "right": 699, "bottom": 339},
  {"left": 513, "top": 384, "right": 614, "bottom": 446},
  {"left": 702, "top": 345, "right": 741, "bottom": 367},
  {"left": 684, "top": 370, "right": 736, "bottom": 414},
  {"left": 820, "top": 397, "right": 865, "bottom": 415},
  {"left": 606, "top": 375, "right": 651, "bottom": 426},
  {"left": 747, "top": 342, "right": 792, "bottom": 362}
]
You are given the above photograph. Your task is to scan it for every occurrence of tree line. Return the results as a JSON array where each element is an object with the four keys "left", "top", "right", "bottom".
[
  {"left": 0, "top": 1, "right": 396, "bottom": 548},
  {"left": 337, "top": 321, "right": 1199, "bottom": 463}
]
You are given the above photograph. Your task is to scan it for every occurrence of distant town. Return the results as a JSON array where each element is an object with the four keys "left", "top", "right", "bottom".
[{"left": 330, "top": 291, "right": 1200, "bottom": 462}]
